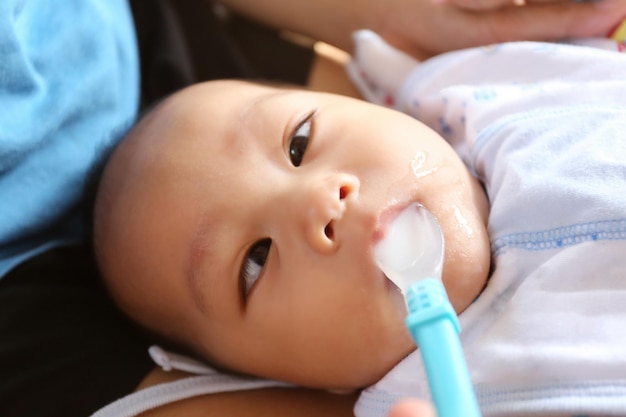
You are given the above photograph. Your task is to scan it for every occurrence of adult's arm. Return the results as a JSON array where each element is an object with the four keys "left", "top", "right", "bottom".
[{"left": 215, "top": 0, "right": 626, "bottom": 58}]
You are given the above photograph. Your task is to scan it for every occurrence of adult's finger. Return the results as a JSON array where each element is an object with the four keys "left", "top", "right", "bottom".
[{"left": 387, "top": 399, "right": 435, "bottom": 417}]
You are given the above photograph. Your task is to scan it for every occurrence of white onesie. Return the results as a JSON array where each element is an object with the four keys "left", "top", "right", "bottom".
[{"left": 349, "top": 31, "right": 626, "bottom": 417}]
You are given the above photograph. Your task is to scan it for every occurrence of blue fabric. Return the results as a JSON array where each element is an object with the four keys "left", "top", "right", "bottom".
[{"left": 0, "top": 0, "right": 139, "bottom": 278}]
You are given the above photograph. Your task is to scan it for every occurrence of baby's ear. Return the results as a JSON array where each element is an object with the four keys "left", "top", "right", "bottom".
[{"left": 346, "top": 30, "right": 420, "bottom": 108}]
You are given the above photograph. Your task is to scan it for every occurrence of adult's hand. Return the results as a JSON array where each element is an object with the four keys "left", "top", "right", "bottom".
[
  {"left": 387, "top": 399, "right": 436, "bottom": 417},
  {"left": 218, "top": 0, "right": 626, "bottom": 59},
  {"left": 367, "top": 0, "right": 626, "bottom": 59}
]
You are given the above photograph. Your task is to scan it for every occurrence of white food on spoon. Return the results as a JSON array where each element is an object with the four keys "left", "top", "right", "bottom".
[{"left": 374, "top": 203, "right": 444, "bottom": 297}]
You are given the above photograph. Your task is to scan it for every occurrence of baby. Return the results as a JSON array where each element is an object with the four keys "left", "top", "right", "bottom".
[
  {"left": 93, "top": 77, "right": 491, "bottom": 391},
  {"left": 94, "top": 32, "right": 626, "bottom": 417}
]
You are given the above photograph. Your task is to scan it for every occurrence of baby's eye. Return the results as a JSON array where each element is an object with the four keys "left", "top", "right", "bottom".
[
  {"left": 240, "top": 238, "right": 271, "bottom": 299},
  {"left": 289, "top": 115, "right": 312, "bottom": 167}
]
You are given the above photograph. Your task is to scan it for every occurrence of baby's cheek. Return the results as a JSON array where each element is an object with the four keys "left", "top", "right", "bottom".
[{"left": 441, "top": 213, "right": 490, "bottom": 313}]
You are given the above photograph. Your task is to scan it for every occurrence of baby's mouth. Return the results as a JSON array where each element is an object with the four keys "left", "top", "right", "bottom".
[
  {"left": 374, "top": 203, "right": 445, "bottom": 296},
  {"left": 373, "top": 204, "right": 406, "bottom": 289}
]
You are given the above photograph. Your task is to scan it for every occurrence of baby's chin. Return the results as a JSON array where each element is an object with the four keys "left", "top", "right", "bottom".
[{"left": 282, "top": 330, "right": 416, "bottom": 391}]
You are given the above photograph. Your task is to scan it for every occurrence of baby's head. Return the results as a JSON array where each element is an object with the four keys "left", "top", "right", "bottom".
[{"left": 94, "top": 80, "right": 490, "bottom": 390}]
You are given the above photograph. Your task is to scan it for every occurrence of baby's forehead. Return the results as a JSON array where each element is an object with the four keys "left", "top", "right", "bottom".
[
  {"left": 119, "top": 80, "right": 306, "bottom": 188},
  {"left": 154, "top": 81, "right": 296, "bottom": 144},
  {"left": 150, "top": 80, "right": 276, "bottom": 134},
  {"left": 169, "top": 80, "right": 283, "bottom": 109}
]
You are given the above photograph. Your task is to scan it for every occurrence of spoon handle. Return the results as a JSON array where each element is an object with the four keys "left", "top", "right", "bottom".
[{"left": 406, "top": 278, "right": 481, "bottom": 417}]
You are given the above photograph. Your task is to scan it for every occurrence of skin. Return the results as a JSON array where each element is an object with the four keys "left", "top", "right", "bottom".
[
  {"left": 387, "top": 399, "right": 436, "bottom": 417},
  {"left": 218, "top": 0, "right": 626, "bottom": 59},
  {"left": 442, "top": 0, "right": 616, "bottom": 11},
  {"left": 134, "top": 369, "right": 360, "bottom": 417},
  {"left": 95, "top": 80, "right": 490, "bottom": 393}
]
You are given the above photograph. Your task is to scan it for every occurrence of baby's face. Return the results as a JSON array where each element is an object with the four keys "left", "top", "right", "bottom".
[{"left": 104, "top": 80, "right": 490, "bottom": 390}]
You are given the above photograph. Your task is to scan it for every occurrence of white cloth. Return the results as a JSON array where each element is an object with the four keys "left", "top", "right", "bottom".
[
  {"left": 349, "top": 31, "right": 626, "bottom": 417},
  {"left": 90, "top": 346, "right": 291, "bottom": 417}
]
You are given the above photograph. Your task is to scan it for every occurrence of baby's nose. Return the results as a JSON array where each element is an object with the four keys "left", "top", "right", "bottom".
[{"left": 300, "top": 173, "right": 359, "bottom": 254}]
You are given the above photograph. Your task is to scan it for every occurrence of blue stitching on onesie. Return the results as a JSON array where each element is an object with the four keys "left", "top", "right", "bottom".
[{"left": 492, "top": 219, "right": 626, "bottom": 256}]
